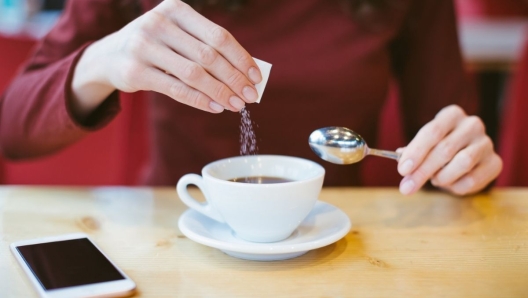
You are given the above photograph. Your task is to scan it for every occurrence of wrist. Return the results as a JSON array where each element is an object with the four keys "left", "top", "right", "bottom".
[{"left": 71, "top": 39, "right": 116, "bottom": 121}]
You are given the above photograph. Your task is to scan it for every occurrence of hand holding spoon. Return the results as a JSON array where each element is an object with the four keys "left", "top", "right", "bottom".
[{"left": 308, "top": 127, "right": 401, "bottom": 165}]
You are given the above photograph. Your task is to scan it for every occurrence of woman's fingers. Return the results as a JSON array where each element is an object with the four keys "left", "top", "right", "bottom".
[
  {"left": 156, "top": 1, "right": 262, "bottom": 84},
  {"left": 89, "top": 0, "right": 261, "bottom": 114},
  {"left": 157, "top": 19, "right": 258, "bottom": 104},
  {"left": 446, "top": 153, "right": 503, "bottom": 196},
  {"left": 135, "top": 3, "right": 260, "bottom": 110},
  {"left": 140, "top": 67, "right": 224, "bottom": 113},
  {"left": 397, "top": 104, "right": 503, "bottom": 196},
  {"left": 147, "top": 42, "right": 244, "bottom": 111},
  {"left": 431, "top": 135, "right": 493, "bottom": 187},
  {"left": 399, "top": 113, "right": 485, "bottom": 195},
  {"left": 398, "top": 105, "right": 466, "bottom": 177}
]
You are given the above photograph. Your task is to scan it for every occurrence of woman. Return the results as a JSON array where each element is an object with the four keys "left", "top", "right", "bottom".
[{"left": 0, "top": 0, "right": 502, "bottom": 195}]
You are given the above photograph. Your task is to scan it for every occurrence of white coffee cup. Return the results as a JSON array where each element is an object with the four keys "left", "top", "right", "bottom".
[{"left": 176, "top": 155, "right": 325, "bottom": 243}]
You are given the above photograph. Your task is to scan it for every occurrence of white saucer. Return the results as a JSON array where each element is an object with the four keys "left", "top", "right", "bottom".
[{"left": 178, "top": 201, "right": 351, "bottom": 261}]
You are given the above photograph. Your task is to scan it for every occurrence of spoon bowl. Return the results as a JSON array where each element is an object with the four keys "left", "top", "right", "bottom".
[{"left": 308, "top": 127, "right": 401, "bottom": 165}]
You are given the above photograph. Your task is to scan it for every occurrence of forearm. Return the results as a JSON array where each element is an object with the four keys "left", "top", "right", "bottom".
[
  {"left": 0, "top": 45, "right": 120, "bottom": 159},
  {"left": 0, "top": 0, "right": 134, "bottom": 159}
]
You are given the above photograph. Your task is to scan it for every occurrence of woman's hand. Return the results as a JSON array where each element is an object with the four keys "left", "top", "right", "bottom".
[
  {"left": 72, "top": 0, "right": 261, "bottom": 119},
  {"left": 397, "top": 105, "right": 503, "bottom": 196}
]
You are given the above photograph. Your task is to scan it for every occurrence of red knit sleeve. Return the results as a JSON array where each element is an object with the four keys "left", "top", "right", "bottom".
[
  {"left": 0, "top": 0, "right": 140, "bottom": 159},
  {"left": 390, "top": 0, "right": 478, "bottom": 141}
]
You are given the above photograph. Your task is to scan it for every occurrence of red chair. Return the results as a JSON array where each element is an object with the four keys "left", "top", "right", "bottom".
[
  {"left": 497, "top": 39, "right": 528, "bottom": 186},
  {"left": 456, "top": 0, "right": 528, "bottom": 186}
]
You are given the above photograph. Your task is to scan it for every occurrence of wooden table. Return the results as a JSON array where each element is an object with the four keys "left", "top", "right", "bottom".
[{"left": 1, "top": 187, "right": 528, "bottom": 297}]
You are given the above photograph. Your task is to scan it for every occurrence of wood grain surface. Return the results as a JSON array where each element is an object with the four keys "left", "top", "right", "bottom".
[{"left": 1, "top": 187, "right": 527, "bottom": 297}]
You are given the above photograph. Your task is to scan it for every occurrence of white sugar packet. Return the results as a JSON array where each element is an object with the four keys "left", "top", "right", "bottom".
[{"left": 253, "top": 58, "right": 272, "bottom": 103}]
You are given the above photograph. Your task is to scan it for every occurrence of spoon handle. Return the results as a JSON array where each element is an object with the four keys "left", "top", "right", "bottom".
[{"left": 368, "top": 148, "right": 401, "bottom": 161}]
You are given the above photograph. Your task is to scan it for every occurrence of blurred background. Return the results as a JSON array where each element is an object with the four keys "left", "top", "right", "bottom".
[{"left": 0, "top": 0, "right": 527, "bottom": 186}]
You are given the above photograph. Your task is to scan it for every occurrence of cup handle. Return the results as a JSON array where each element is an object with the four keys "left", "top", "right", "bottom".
[{"left": 176, "top": 174, "right": 225, "bottom": 223}]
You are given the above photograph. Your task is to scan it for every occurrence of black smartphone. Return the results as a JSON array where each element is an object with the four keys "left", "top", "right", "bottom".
[{"left": 11, "top": 233, "right": 136, "bottom": 298}]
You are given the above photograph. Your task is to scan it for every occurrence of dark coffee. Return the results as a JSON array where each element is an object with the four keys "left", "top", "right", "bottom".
[{"left": 229, "top": 176, "right": 293, "bottom": 184}]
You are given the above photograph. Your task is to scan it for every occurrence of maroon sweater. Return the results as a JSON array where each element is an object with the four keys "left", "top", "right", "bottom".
[{"left": 0, "top": 0, "right": 475, "bottom": 186}]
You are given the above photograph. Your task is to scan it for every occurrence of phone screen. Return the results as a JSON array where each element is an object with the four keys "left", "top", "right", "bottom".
[{"left": 16, "top": 238, "right": 125, "bottom": 290}]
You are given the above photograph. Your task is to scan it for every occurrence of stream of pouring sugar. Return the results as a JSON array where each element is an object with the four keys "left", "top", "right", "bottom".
[
  {"left": 239, "top": 107, "right": 258, "bottom": 156},
  {"left": 239, "top": 58, "right": 271, "bottom": 156}
]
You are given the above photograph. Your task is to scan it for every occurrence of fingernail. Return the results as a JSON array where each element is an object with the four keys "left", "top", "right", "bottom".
[
  {"left": 396, "top": 147, "right": 404, "bottom": 154},
  {"left": 248, "top": 67, "right": 262, "bottom": 84},
  {"left": 400, "top": 179, "right": 415, "bottom": 195},
  {"left": 209, "top": 101, "right": 224, "bottom": 113},
  {"left": 242, "top": 86, "right": 258, "bottom": 102},
  {"left": 399, "top": 159, "right": 414, "bottom": 176},
  {"left": 229, "top": 96, "right": 245, "bottom": 110}
]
